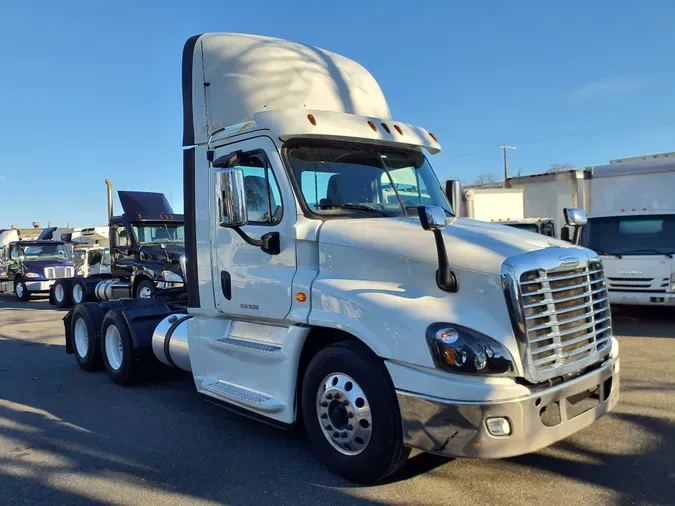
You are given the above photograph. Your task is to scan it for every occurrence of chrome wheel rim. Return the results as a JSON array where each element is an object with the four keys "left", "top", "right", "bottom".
[
  {"left": 73, "top": 284, "right": 83, "bottom": 304},
  {"left": 55, "top": 283, "right": 64, "bottom": 302},
  {"left": 316, "top": 373, "right": 372, "bottom": 456},
  {"left": 74, "top": 318, "right": 89, "bottom": 358},
  {"left": 105, "top": 325, "right": 124, "bottom": 370},
  {"left": 15, "top": 283, "right": 24, "bottom": 298},
  {"left": 138, "top": 286, "right": 153, "bottom": 299}
]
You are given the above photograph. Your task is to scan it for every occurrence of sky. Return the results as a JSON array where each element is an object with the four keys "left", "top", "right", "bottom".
[{"left": 1, "top": 0, "right": 675, "bottom": 227}]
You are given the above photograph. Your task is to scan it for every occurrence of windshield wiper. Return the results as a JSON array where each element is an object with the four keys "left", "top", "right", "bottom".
[
  {"left": 593, "top": 250, "right": 623, "bottom": 258},
  {"left": 620, "top": 249, "right": 674, "bottom": 258},
  {"left": 330, "top": 203, "right": 389, "bottom": 217}
]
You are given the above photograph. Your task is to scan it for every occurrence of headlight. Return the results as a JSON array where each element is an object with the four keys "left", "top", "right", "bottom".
[
  {"left": 161, "top": 271, "right": 183, "bottom": 283},
  {"left": 426, "top": 323, "right": 515, "bottom": 375},
  {"left": 25, "top": 272, "right": 40, "bottom": 278}
]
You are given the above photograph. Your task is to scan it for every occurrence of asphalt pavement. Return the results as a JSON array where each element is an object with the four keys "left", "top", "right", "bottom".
[{"left": 0, "top": 294, "right": 673, "bottom": 505}]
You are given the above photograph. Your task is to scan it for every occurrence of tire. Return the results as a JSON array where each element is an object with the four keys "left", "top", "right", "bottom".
[
  {"left": 72, "top": 279, "right": 87, "bottom": 305},
  {"left": 101, "top": 309, "right": 145, "bottom": 385},
  {"left": 15, "top": 279, "right": 30, "bottom": 302},
  {"left": 135, "top": 279, "right": 156, "bottom": 299},
  {"left": 53, "top": 279, "right": 73, "bottom": 308},
  {"left": 301, "top": 341, "right": 410, "bottom": 484},
  {"left": 71, "top": 303, "right": 106, "bottom": 371}
]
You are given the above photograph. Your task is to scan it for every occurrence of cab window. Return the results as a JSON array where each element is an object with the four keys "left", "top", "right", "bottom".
[{"left": 115, "top": 225, "right": 129, "bottom": 247}]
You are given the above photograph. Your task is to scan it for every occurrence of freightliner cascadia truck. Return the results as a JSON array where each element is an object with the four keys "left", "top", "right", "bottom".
[{"left": 62, "top": 33, "right": 620, "bottom": 484}]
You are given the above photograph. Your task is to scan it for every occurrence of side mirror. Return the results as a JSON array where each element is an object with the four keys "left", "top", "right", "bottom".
[
  {"left": 419, "top": 205, "right": 448, "bottom": 231},
  {"left": 216, "top": 168, "right": 248, "bottom": 228},
  {"left": 560, "top": 226, "right": 571, "bottom": 242},
  {"left": 417, "top": 206, "right": 457, "bottom": 293},
  {"left": 564, "top": 207, "right": 587, "bottom": 226}
]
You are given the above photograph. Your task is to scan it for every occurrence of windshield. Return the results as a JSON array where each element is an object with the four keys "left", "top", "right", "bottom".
[
  {"left": 22, "top": 243, "right": 68, "bottom": 260},
  {"left": 132, "top": 223, "right": 184, "bottom": 245},
  {"left": 286, "top": 142, "right": 453, "bottom": 218},
  {"left": 581, "top": 215, "right": 675, "bottom": 255}
]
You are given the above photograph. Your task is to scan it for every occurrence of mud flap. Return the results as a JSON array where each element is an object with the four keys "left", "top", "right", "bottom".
[{"left": 63, "top": 310, "right": 74, "bottom": 354}]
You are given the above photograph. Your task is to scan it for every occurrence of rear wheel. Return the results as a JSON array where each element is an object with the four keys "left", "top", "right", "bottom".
[
  {"left": 54, "top": 279, "right": 73, "bottom": 308},
  {"left": 71, "top": 303, "right": 106, "bottom": 371},
  {"left": 15, "top": 279, "right": 30, "bottom": 302},
  {"left": 101, "top": 310, "right": 145, "bottom": 385},
  {"left": 72, "top": 279, "right": 86, "bottom": 304},
  {"left": 301, "top": 341, "right": 410, "bottom": 484}
]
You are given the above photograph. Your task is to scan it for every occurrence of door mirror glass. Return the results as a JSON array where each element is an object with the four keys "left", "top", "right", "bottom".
[
  {"left": 564, "top": 207, "right": 587, "bottom": 226},
  {"left": 418, "top": 205, "right": 447, "bottom": 231},
  {"left": 216, "top": 167, "right": 248, "bottom": 227}
]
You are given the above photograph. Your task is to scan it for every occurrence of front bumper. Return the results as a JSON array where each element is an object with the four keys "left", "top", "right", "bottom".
[
  {"left": 397, "top": 355, "right": 619, "bottom": 458},
  {"left": 25, "top": 280, "right": 55, "bottom": 292},
  {"left": 609, "top": 291, "right": 675, "bottom": 306}
]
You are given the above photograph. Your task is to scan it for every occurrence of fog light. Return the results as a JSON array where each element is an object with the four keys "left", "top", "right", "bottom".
[{"left": 486, "top": 417, "right": 511, "bottom": 437}]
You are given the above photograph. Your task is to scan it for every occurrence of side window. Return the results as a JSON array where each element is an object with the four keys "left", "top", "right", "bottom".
[
  {"left": 115, "top": 225, "right": 129, "bottom": 247},
  {"left": 10, "top": 246, "right": 19, "bottom": 260},
  {"left": 227, "top": 151, "right": 283, "bottom": 225},
  {"left": 382, "top": 167, "right": 433, "bottom": 206}
]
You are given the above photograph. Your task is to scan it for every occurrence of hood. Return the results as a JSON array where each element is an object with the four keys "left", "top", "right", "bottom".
[
  {"left": 600, "top": 255, "right": 674, "bottom": 292},
  {"left": 138, "top": 243, "right": 185, "bottom": 264},
  {"left": 22, "top": 259, "right": 74, "bottom": 270},
  {"left": 318, "top": 216, "right": 579, "bottom": 275}
]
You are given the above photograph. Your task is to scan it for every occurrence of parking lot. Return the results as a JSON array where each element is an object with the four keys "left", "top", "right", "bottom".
[{"left": 0, "top": 295, "right": 673, "bottom": 506}]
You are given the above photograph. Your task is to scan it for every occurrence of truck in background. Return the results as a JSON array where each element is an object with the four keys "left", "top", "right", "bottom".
[
  {"left": 0, "top": 227, "right": 76, "bottom": 301},
  {"left": 61, "top": 33, "right": 618, "bottom": 484},
  {"left": 50, "top": 180, "right": 186, "bottom": 308},
  {"left": 580, "top": 158, "right": 675, "bottom": 307},
  {"left": 445, "top": 182, "right": 556, "bottom": 237}
]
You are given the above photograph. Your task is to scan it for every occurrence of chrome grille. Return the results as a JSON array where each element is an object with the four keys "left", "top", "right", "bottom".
[
  {"left": 606, "top": 277, "right": 667, "bottom": 293},
  {"left": 44, "top": 266, "right": 74, "bottom": 279},
  {"left": 518, "top": 260, "right": 612, "bottom": 379}
]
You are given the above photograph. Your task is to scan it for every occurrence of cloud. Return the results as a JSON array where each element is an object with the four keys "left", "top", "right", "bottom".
[
  {"left": 568, "top": 76, "right": 643, "bottom": 102},
  {"left": 0, "top": 176, "right": 5, "bottom": 180}
]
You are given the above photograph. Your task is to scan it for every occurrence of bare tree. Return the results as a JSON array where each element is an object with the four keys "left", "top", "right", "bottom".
[
  {"left": 473, "top": 173, "right": 498, "bottom": 185},
  {"left": 546, "top": 163, "right": 575, "bottom": 174}
]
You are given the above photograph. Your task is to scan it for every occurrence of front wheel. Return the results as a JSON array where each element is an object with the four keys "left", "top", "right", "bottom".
[
  {"left": 301, "top": 341, "right": 410, "bottom": 484},
  {"left": 15, "top": 279, "right": 30, "bottom": 302},
  {"left": 135, "top": 279, "right": 155, "bottom": 299}
]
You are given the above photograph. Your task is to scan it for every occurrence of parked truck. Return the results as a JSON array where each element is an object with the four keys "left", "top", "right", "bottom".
[
  {"left": 50, "top": 181, "right": 186, "bottom": 308},
  {"left": 62, "top": 33, "right": 619, "bottom": 484},
  {"left": 0, "top": 227, "right": 76, "bottom": 300},
  {"left": 580, "top": 158, "right": 675, "bottom": 306}
]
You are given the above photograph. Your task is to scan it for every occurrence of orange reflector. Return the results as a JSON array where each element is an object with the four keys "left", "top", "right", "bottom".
[
  {"left": 632, "top": 208, "right": 635, "bottom": 211},
  {"left": 429, "top": 132, "right": 438, "bottom": 142},
  {"left": 296, "top": 292, "right": 307, "bottom": 302},
  {"left": 367, "top": 120, "right": 377, "bottom": 131},
  {"left": 394, "top": 125, "right": 403, "bottom": 135},
  {"left": 643, "top": 208, "right": 646, "bottom": 211},
  {"left": 381, "top": 123, "right": 391, "bottom": 134},
  {"left": 307, "top": 114, "right": 317, "bottom": 126}
]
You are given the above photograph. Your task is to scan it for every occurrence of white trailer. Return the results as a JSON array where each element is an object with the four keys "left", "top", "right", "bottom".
[
  {"left": 463, "top": 187, "right": 525, "bottom": 222},
  {"left": 62, "top": 33, "right": 619, "bottom": 485},
  {"left": 581, "top": 159, "right": 675, "bottom": 306},
  {"left": 506, "top": 170, "right": 587, "bottom": 238}
]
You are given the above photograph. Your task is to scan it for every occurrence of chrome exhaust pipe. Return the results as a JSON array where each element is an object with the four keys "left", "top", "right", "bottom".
[{"left": 105, "top": 179, "right": 113, "bottom": 221}]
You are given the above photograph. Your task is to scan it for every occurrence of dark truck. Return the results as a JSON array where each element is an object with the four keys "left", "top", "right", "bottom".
[
  {"left": 51, "top": 180, "right": 186, "bottom": 308},
  {"left": 1, "top": 230, "right": 76, "bottom": 301}
]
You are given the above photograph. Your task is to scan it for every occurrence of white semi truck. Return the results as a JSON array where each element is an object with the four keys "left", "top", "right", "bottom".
[
  {"left": 580, "top": 159, "right": 675, "bottom": 306},
  {"left": 62, "top": 33, "right": 619, "bottom": 484}
]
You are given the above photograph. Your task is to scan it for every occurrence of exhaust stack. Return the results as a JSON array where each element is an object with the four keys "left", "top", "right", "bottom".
[{"left": 105, "top": 179, "right": 113, "bottom": 221}]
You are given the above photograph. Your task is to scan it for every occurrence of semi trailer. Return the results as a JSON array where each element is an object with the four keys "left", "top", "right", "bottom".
[
  {"left": 62, "top": 33, "right": 619, "bottom": 484},
  {"left": 51, "top": 180, "right": 186, "bottom": 308}
]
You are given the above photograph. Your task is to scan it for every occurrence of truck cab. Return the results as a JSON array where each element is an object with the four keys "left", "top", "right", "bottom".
[
  {"left": 4, "top": 239, "right": 75, "bottom": 301},
  {"left": 63, "top": 33, "right": 620, "bottom": 484}
]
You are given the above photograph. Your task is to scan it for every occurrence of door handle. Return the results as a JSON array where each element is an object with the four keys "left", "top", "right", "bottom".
[{"left": 220, "top": 271, "right": 232, "bottom": 300}]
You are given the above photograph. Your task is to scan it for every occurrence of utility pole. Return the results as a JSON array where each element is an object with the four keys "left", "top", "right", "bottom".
[{"left": 498, "top": 145, "right": 516, "bottom": 186}]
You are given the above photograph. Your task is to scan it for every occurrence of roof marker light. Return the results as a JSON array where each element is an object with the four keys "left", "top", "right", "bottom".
[
  {"left": 394, "top": 125, "right": 403, "bottom": 135},
  {"left": 429, "top": 132, "right": 439, "bottom": 142},
  {"left": 367, "top": 120, "right": 377, "bottom": 132},
  {"left": 381, "top": 123, "right": 391, "bottom": 134},
  {"left": 307, "top": 114, "right": 317, "bottom": 126}
]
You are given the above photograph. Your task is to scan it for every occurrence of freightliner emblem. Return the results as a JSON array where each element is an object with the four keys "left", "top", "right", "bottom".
[{"left": 560, "top": 257, "right": 579, "bottom": 267}]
